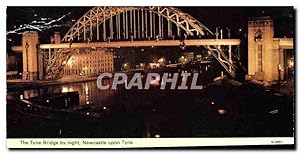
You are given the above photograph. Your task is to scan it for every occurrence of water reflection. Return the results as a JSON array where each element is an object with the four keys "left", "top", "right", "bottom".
[
  {"left": 23, "top": 89, "right": 39, "bottom": 99},
  {"left": 10, "top": 62, "right": 269, "bottom": 138},
  {"left": 15, "top": 63, "right": 220, "bottom": 108},
  {"left": 16, "top": 79, "right": 117, "bottom": 108},
  {"left": 62, "top": 80, "right": 117, "bottom": 106}
]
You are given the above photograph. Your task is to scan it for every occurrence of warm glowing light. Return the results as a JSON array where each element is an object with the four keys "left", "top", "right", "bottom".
[
  {"left": 288, "top": 59, "right": 294, "bottom": 68},
  {"left": 20, "top": 95, "right": 23, "bottom": 100},
  {"left": 61, "top": 87, "right": 68, "bottom": 93},
  {"left": 154, "top": 134, "right": 160, "bottom": 138},
  {"left": 62, "top": 87, "right": 74, "bottom": 93},
  {"left": 158, "top": 57, "right": 165, "bottom": 63},
  {"left": 85, "top": 84, "right": 89, "bottom": 94},
  {"left": 196, "top": 54, "right": 202, "bottom": 58},
  {"left": 46, "top": 99, "right": 49, "bottom": 103},
  {"left": 62, "top": 61, "right": 67, "bottom": 65},
  {"left": 67, "top": 58, "right": 74, "bottom": 66},
  {"left": 86, "top": 112, "right": 90, "bottom": 115},
  {"left": 218, "top": 109, "right": 226, "bottom": 115},
  {"left": 103, "top": 106, "right": 107, "bottom": 110},
  {"left": 277, "top": 64, "right": 282, "bottom": 70},
  {"left": 211, "top": 102, "right": 214, "bottom": 105}
]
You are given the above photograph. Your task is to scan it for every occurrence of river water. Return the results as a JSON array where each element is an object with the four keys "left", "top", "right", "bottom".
[{"left": 7, "top": 62, "right": 294, "bottom": 138}]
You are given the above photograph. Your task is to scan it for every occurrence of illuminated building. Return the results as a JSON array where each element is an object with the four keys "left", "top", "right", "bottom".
[
  {"left": 246, "top": 16, "right": 293, "bottom": 81},
  {"left": 63, "top": 48, "right": 113, "bottom": 76}
]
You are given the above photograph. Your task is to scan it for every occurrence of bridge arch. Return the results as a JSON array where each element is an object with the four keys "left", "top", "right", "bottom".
[
  {"left": 45, "top": 7, "right": 238, "bottom": 80},
  {"left": 62, "top": 6, "right": 214, "bottom": 42}
]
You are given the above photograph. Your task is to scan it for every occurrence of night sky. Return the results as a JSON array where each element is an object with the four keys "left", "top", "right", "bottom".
[{"left": 6, "top": 7, "right": 294, "bottom": 43}]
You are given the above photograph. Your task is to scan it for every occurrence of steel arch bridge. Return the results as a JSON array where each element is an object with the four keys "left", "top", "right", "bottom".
[{"left": 44, "top": 6, "right": 239, "bottom": 79}]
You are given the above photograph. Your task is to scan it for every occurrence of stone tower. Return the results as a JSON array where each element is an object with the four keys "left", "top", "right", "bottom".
[
  {"left": 247, "top": 16, "right": 281, "bottom": 81},
  {"left": 22, "top": 31, "right": 39, "bottom": 80}
]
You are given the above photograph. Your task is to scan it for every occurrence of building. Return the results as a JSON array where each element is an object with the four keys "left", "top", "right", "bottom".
[
  {"left": 184, "top": 52, "right": 195, "bottom": 62},
  {"left": 178, "top": 52, "right": 194, "bottom": 64},
  {"left": 246, "top": 16, "right": 293, "bottom": 81},
  {"left": 63, "top": 48, "right": 114, "bottom": 76}
]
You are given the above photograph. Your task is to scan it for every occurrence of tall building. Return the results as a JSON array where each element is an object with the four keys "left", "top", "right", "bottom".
[{"left": 63, "top": 48, "right": 114, "bottom": 76}]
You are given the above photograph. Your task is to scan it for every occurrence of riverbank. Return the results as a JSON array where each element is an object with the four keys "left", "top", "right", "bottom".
[
  {"left": 6, "top": 69, "right": 147, "bottom": 89},
  {"left": 7, "top": 75, "right": 99, "bottom": 89}
]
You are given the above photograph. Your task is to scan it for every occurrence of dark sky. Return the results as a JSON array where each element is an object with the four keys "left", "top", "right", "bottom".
[{"left": 6, "top": 6, "right": 294, "bottom": 45}]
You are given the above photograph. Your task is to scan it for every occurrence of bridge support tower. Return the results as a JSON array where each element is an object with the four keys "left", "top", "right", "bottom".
[
  {"left": 22, "top": 31, "right": 44, "bottom": 80},
  {"left": 247, "top": 16, "right": 285, "bottom": 82}
]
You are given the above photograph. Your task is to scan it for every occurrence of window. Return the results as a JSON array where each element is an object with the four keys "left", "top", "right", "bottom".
[{"left": 255, "top": 30, "right": 263, "bottom": 41}]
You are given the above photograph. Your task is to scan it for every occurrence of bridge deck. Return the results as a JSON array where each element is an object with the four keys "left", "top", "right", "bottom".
[
  {"left": 274, "top": 38, "right": 294, "bottom": 49},
  {"left": 11, "top": 39, "right": 241, "bottom": 52}
]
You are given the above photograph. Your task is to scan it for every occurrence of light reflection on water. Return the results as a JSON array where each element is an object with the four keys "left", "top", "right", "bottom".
[
  {"left": 19, "top": 79, "right": 117, "bottom": 107},
  {"left": 60, "top": 80, "right": 117, "bottom": 106},
  {"left": 7, "top": 62, "right": 294, "bottom": 138},
  {"left": 9, "top": 62, "right": 234, "bottom": 137},
  {"left": 16, "top": 63, "right": 221, "bottom": 108}
]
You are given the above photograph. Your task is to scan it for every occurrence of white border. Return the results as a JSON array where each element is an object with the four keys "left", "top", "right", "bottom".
[
  {"left": 6, "top": 138, "right": 294, "bottom": 148},
  {"left": 1, "top": 0, "right": 299, "bottom": 153}
]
